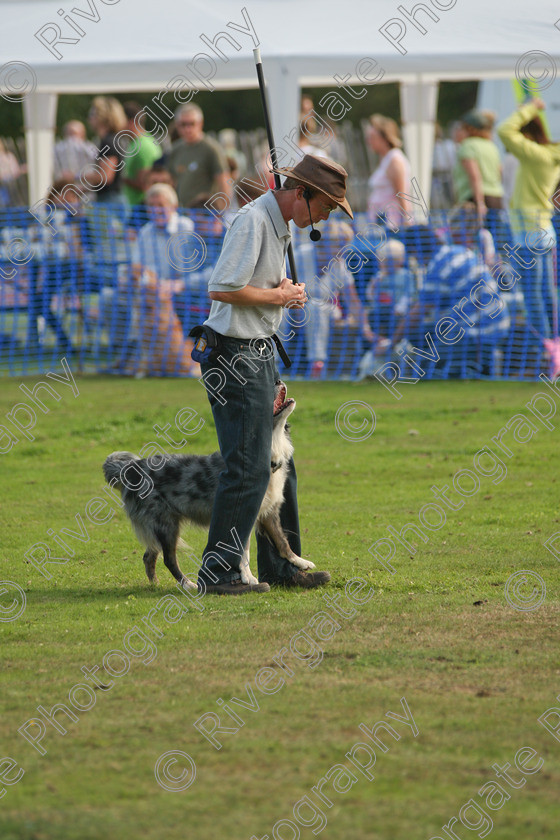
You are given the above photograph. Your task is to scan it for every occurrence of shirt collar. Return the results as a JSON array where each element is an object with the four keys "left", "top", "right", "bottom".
[{"left": 262, "top": 190, "right": 290, "bottom": 241}]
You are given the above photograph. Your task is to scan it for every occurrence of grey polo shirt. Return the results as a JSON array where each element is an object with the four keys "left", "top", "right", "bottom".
[{"left": 204, "top": 190, "right": 291, "bottom": 338}]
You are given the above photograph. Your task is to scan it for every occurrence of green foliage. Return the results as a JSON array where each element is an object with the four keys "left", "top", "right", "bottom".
[
  {"left": 0, "top": 81, "right": 477, "bottom": 142},
  {"left": 303, "top": 80, "right": 478, "bottom": 128}
]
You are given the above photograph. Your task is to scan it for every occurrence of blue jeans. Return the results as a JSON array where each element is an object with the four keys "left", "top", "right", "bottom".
[
  {"left": 514, "top": 227, "right": 556, "bottom": 340},
  {"left": 199, "top": 336, "right": 301, "bottom": 585}
]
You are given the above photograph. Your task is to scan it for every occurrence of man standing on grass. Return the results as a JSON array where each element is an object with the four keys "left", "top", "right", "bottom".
[{"left": 195, "top": 155, "right": 353, "bottom": 595}]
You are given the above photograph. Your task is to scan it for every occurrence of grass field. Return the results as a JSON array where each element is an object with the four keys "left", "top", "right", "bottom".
[{"left": 1, "top": 373, "right": 560, "bottom": 840}]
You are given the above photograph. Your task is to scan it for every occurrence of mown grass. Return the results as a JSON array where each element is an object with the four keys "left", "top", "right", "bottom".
[{"left": 1, "top": 374, "right": 560, "bottom": 839}]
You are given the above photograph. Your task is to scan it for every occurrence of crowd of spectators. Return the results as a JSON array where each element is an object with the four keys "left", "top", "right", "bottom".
[
  {"left": 1, "top": 94, "right": 559, "bottom": 380},
  {"left": 359, "top": 99, "right": 560, "bottom": 379}
]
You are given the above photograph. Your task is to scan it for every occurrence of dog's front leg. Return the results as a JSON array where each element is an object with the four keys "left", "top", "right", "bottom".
[
  {"left": 258, "top": 512, "right": 315, "bottom": 571},
  {"left": 239, "top": 539, "right": 259, "bottom": 586}
]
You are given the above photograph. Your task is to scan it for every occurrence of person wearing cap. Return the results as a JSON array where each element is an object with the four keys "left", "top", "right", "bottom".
[
  {"left": 367, "top": 114, "right": 412, "bottom": 230},
  {"left": 498, "top": 98, "right": 560, "bottom": 369},
  {"left": 453, "top": 109, "right": 504, "bottom": 218},
  {"left": 197, "top": 154, "right": 352, "bottom": 595}
]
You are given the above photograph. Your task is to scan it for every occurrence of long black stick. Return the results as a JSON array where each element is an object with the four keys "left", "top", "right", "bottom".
[{"left": 253, "top": 47, "right": 298, "bottom": 285}]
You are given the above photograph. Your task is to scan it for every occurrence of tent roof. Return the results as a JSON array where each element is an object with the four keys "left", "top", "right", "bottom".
[{"left": 2, "top": 0, "right": 560, "bottom": 93}]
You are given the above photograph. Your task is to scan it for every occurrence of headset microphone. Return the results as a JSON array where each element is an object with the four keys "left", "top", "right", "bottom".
[{"left": 303, "top": 187, "right": 322, "bottom": 242}]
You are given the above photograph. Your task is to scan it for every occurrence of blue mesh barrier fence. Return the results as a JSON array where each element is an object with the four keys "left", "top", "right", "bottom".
[{"left": 0, "top": 202, "right": 557, "bottom": 381}]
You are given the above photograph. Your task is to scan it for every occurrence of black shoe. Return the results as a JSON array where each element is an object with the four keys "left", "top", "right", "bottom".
[
  {"left": 278, "top": 570, "right": 331, "bottom": 589},
  {"left": 199, "top": 579, "right": 270, "bottom": 595}
]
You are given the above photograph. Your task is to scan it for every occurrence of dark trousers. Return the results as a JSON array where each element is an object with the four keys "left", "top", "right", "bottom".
[
  {"left": 198, "top": 335, "right": 301, "bottom": 585},
  {"left": 29, "top": 262, "right": 74, "bottom": 352}
]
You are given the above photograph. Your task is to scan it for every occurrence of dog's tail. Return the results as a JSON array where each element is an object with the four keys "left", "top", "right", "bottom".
[{"left": 103, "top": 451, "right": 140, "bottom": 488}]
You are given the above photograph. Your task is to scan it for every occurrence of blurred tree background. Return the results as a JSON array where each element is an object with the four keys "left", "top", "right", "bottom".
[{"left": 0, "top": 81, "right": 478, "bottom": 140}]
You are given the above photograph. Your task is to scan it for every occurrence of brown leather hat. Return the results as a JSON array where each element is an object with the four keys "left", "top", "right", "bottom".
[{"left": 271, "top": 154, "right": 353, "bottom": 219}]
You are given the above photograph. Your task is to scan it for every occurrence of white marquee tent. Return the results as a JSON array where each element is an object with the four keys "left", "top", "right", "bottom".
[{"left": 2, "top": 0, "right": 560, "bottom": 205}]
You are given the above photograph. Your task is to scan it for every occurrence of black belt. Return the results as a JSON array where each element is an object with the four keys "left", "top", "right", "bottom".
[
  {"left": 190, "top": 326, "right": 291, "bottom": 368},
  {"left": 235, "top": 333, "right": 291, "bottom": 369}
]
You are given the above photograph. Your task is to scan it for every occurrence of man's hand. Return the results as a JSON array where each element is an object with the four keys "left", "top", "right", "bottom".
[
  {"left": 277, "top": 277, "right": 308, "bottom": 309},
  {"left": 210, "top": 279, "right": 308, "bottom": 307}
]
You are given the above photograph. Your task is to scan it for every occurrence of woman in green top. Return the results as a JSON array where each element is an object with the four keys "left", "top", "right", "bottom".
[
  {"left": 453, "top": 109, "right": 504, "bottom": 219},
  {"left": 498, "top": 98, "right": 560, "bottom": 345}
]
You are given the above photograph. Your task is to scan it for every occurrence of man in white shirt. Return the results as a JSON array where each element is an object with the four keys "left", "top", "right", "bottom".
[{"left": 197, "top": 155, "right": 353, "bottom": 595}]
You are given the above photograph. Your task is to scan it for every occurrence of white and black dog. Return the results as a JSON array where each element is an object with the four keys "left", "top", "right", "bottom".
[{"left": 102, "top": 381, "right": 314, "bottom": 589}]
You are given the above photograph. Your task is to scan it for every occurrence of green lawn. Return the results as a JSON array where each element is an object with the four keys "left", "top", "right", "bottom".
[{"left": 1, "top": 375, "right": 560, "bottom": 840}]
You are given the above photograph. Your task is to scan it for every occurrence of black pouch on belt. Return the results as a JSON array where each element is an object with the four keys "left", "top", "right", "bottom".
[{"left": 189, "top": 325, "right": 222, "bottom": 364}]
